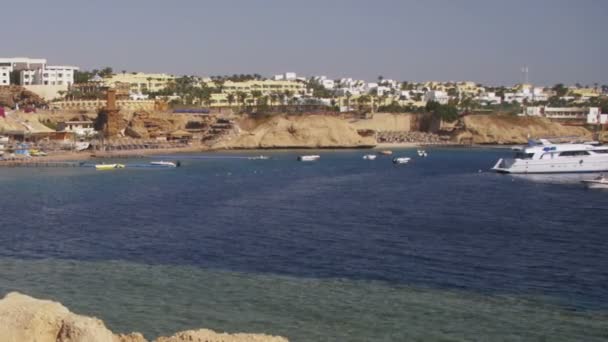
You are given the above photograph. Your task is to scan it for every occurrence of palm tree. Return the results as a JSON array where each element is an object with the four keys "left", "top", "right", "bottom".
[
  {"left": 358, "top": 95, "right": 371, "bottom": 111},
  {"left": 251, "top": 90, "right": 263, "bottom": 106},
  {"left": 227, "top": 93, "right": 235, "bottom": 108},
  {"left": 236, "top": 91, "right": 248, "bottom": 108},
  {"left": 345, "top": 91, "right": 352, "bottom": 111}
]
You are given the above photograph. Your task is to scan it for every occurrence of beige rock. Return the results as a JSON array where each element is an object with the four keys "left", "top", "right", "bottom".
[
  {"left": 155, "top": 329, "right": 288, "bottom": 342},
  {"left": 458, "top": 114, "right": 591, "bottom": 144},
  {"left": 0, "top": 292, "right": 116, "bottom": 342},
  {"left": 351, "top": 113, "right": 415, "bottom": 132},
  {"left": 219, "top": 114, "right": 376, "bottom": 149},
  {"left": 0, "top": 292, "right": 288, "bottom": 342}
]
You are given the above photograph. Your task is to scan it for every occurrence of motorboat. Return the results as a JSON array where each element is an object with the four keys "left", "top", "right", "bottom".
[
  {"left": 150, "top": 161, "right": 177, "bottom": 167},
  {"left": 363, "top": 154, "right": 377, "bottom": 160},
  {"left": 95, "top": 163, "right": 125, "bottom": 170},
  {"left": 417, "top": 149, "right": 424, "bottom": 156},
  {"left": 29, "top": 149, "right": 48, "bottom": 157},
  {"left": 297, "top": 155, "right": 320, "bottom": 162},
  {"left": 378, "top": 150, "right": 393, "bottom": 155},
  {"left": 581, "top": 175, "right": 608, "bottom": 189},
  {"left": 492, "top": 139, "right": 608, "bottom": 174},
  {"left": 392, "top": 157, "right": 411, "bottom": 165},
  {"left": 248, "top": 155, "right": 270, "bottom": 160}
]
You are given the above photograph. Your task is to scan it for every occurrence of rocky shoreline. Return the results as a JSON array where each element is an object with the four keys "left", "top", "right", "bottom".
[{"left": 0, "top": 292, "right": 288, "bottom": 342}]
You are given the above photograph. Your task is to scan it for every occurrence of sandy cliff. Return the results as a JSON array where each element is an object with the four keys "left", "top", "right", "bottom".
[
  {"left": 215, "top": 114, "right": 376, "bottom": 149},
  {"left": 0, "top": 292, "right": 288, "bottom": 342},
  {"left": 350, "top": 113, "right": 415, "bottom": 132},
  {"left": 454, "top": 115, "right": 591, "bottom": 144}
]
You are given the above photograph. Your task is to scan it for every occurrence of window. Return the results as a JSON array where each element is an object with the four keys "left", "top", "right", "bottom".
[
  {"left": 558, "top": 151, "right": 590, "bottom": 157},
  {"left": 593, "top": 149, "right": 608, "bottom": 154},
  {"left": 515, "top": 152, "right": 535, "bottom": 159}
]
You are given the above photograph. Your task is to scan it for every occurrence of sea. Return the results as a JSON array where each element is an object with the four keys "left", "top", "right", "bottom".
[{"left": 0, "top": 148, "right": 607, "bottom": 341}]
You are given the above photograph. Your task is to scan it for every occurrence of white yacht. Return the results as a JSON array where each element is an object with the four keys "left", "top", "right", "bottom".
[
  {"left": 392, "top": 157, "right": 411, "bottom": 165},
  {"left": 492, "top": 139, "right": 608, "bottom": 174},
  {"left": 297, "top": 155, "right": 320, "bottom": 162},
  {"left": 150, "top": 161, "right": 177, "bottom": 167},
  {"left": 363, "top": 154, "right": 377, "bottom": 160}
]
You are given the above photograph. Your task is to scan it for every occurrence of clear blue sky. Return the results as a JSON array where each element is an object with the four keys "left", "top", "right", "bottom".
[{"left": 2, "top": 0, "right": 607, "bottom": 85}]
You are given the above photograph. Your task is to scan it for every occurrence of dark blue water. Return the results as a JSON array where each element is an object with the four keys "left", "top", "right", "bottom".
[{"left": 1, "top": 148, "right": 607, "bottom": 340}]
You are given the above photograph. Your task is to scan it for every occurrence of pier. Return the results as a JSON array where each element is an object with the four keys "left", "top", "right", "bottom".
[{"left": 0, "top": 160, "right": 85, "bottom": 168}]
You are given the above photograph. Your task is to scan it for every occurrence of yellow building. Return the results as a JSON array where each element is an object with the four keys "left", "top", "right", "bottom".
[
  {"left": 570, "top": 87, "right": 601, "bottom": 98},
  {"left": 206, "top": 79, "right": 308, "bottom": 96},
  {"left": 103, "top": 72, "right": 175, "bottom": 93}
]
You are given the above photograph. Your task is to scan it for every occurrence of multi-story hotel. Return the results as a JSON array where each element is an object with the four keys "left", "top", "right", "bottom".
[
  {"left": 103, "top": 72, "right": 175, "bottom": 93},
  {"left": 0, "top": 57, "right": 78, "bottom": 86}
]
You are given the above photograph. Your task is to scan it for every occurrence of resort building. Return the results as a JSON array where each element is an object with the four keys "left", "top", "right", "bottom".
[
  {"left": 57, "top": 119, "right": 96, "bottom": 137},
  {"left": 0, "top": 57, "right": 46, "bottom": 72},
  {"left": 424, "top": 90, "right": 449, "bottom": 104},
  {"left": 207, "top": 79, "right": 308, "bottom": 96},
  {"left": 524, "top": 106, "right": 606, "bottom": 124},
  {"left": 20, "top": 65, "right": 79, "bottom": 86},
  {"left": 103, "top": 72, "right": 175, "bottom": 94},
  {"left": 0, "top": 57, "right": 78, "bottom": 86},
  {"left": 0, "top": 66, "right": 10, "bottom": 85}
]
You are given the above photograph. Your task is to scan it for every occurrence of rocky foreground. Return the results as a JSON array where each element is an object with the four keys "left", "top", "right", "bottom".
[{"left": 0, "top": 292, "right": 288, "bottom": 342}]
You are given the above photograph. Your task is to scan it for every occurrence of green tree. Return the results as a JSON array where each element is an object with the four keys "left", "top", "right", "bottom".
[
  {"left": 226, "top": 93, "right": 235, "bottom": 107},
  {"left": 552, "top": 83, "right": 568, "bottom": 97}
]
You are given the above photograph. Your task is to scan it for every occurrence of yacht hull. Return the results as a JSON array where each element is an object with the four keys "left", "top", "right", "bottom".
[{"left": 493, "top": 158, "right": 608, "bottom": 174}]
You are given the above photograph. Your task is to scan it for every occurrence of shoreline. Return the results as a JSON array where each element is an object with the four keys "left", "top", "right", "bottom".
[{"left": 0, "top": 142, "right": 516, "bottom": 165}]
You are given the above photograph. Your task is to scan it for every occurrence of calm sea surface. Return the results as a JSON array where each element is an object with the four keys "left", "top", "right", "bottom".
[{"left": 0, "top": 148, "right": 607, "bottom": 341}]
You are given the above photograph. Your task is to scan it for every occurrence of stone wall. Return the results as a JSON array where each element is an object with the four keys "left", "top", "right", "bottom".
[{"left": 51, "top": 100, "right": 155, "bottom": 111}]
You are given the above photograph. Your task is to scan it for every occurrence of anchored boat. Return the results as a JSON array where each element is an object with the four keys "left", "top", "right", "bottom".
[
  {"left": 363, "top": 154, "right": 377, "bottom": 160},
  {"left": 150, "top": 161, "right": 177, "bottom": 167},
  {"left": 492, "top": 139, "right": 608, "bottom": 174},
  {"left": 392, "top": 157, "right": 411, "bottom": 165},
  {"left": 95, "top": 163, "right": 125, "bottom": 170},
  {"left": 297, "top": 155, "right": 320, "bottom": 162}
]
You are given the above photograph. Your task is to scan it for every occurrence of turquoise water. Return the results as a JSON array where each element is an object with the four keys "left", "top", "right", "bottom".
[
  {"left": 3, "top": 258, "right": 608, "bottom": 341},
  {"left": 0, "top": 148, "right": 607, "bottom": 340}
]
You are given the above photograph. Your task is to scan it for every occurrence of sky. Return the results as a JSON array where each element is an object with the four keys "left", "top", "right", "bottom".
[{"left": 2, "top": 0, "right": 607, "bottom": 85}]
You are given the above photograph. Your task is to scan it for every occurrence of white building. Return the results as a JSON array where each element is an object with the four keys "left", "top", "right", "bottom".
[
  {"left": 424, "top": 90, "right": 449, "bottom": 104},
  {"left": 0, "top": 57, "right": 46, "bottom": 71},
  {"left": 0, "top": 57, "right": 77, "bottom": 86},
  {"left": 476, "top": 92, "right": 502, "bottom": 105},
  {"left": 312, "top": 76, "right": 336, "bottom": 90},
  {"left": 273, "top": 72, "right": 297, "bottom": 81},
  {"left": 57, "top": 119, "right": 96, "bottom": 137},
  {"left": 525, "top": 106, "right": 605, "bottom": 124},
  {"left": 0, "top": 66, "right": 10, "bottom": 85}
]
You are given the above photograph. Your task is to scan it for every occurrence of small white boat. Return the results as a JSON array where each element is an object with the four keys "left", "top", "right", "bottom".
[
  {"left": 248, "top": 155, "right": 270, "bottom": 160},
  {"left": 417, "top": 150, "right": 424, "bottom": 156},
  {"left": 363, "top": 154, "right": 377, "bottom": 160},
  {"left": 392, "top": 157, "right": 411, "bottom": 165},
  {"left": 581, "top": 175, "right": 608, "bottom": 189},
  {"left": 95, "top": 163, "right": 125, "bottom": 170},
  {"left": 378, "top": 150, "right": 393, "bottom": 155},
  {"left": 297, "top": 155, "right": 320, "bottom": 162},
  {"left": 150, "top": 161, "right": 177, "bottom": 167}
]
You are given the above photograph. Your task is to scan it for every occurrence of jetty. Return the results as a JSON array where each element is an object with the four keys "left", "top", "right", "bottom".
[{"left": 0, "top": 160, "right": 84, "bottom": 168}]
